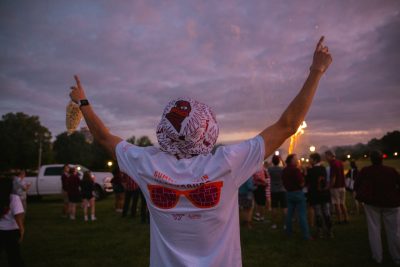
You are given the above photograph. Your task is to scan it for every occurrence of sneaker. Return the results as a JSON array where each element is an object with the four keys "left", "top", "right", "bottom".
[
  {"left": 91, "top": 215, "right": 97, "bottom": 221},
  {"left": 271, "top": 224, "right": 277, "bottom": 229},
  {"left": 253, "top": 215, "right": 261, "bottom": 222},
  {"left": 84, "top": 216, "right": 88, "bottom": 222}
]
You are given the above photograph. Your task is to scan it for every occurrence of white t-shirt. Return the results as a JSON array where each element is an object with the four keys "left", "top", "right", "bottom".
[
  {"left": 0, "top": 194, "right": 24, "bottom": 230},
  {"left": 116, "top": 136, "right": 265, "bottom": 267}
]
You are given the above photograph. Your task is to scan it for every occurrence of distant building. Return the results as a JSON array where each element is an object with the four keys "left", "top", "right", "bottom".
[{"left": 80, "top": 126, "right": 93, "bottom": 143}]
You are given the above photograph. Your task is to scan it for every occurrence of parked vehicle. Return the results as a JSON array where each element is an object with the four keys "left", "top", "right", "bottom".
[{"left": 26, "top": 164, "right": 113, "bottom": 200}]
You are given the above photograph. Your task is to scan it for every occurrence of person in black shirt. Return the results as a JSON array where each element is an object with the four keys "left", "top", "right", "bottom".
[
  {"left": 306, "top": 153, "right": 332, "bottom": 238},
  {"left": 80, "top": 171, "right": 96, "bottom": 221}
]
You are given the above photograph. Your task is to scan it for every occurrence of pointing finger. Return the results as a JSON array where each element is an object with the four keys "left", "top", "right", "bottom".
[
  {"left": 74, "top": 75, "right": 82, "bottom": 89},
  {"left": 315, "top": 36, "right": 325, "bottom": 51}
]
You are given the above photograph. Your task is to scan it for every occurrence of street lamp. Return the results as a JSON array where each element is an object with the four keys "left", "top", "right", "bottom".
[
  {"left": 394, "top": 152, "right": 398, "bottom": 157},
  {"left": 107, "top": 161, "right": 113, "bottom": 167},
  {"left": 347, "top": 154, "right": 351, "bottom": 159},
  {"left": 274, "top": 151, "right": 280, "bottom": 156},
  {"left": 309, "top": 146, "right": 316, "bottom": 152}
]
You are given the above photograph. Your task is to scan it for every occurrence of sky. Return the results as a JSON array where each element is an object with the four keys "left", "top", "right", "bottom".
[{"left": 1, "top": 0, "right": 399, "bottom": 154}]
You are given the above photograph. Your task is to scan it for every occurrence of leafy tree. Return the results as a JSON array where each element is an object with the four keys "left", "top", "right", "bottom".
[
  {"left": 0, "top": 112, "right": 52, "bottom": 171},
  {"left": 53, "top": 132, "right": 93, "bottom": 167},
  {"left": 89, "top": 140, "right": 111, "bottom": 170}
]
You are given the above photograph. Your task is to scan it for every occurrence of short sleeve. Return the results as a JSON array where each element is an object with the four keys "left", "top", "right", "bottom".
[
  {"left": 218, "top": 135, "right": 265, "bottom": 187},
  {"left": 115, "top": 141, "right": 142, "bottom": 183},
  {"left": 11, "top": 195, "right": 24, "bottom": 215}
]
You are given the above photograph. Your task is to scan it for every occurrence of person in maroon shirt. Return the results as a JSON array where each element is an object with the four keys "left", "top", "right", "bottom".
[
  {"left": 66, "top": 167, "right": 81, "bottom": 220},
  {"left": 282, "top": 154, "right": 312, "bottom": 240},
  {"left": 354, "top": 151, "right": 400, "bottom": 265},
  {"left": 325, "top": 150, "right": 349, "bottom": 224},
  {"left": 61, "top": 164, "right": 70, "bottom": 218}
]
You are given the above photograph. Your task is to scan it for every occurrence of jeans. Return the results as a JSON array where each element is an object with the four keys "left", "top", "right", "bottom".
[
  {"left": 313, "top": 202, "right": 332, "bottom": 232},
  {"left": 286, "top": 191, "right": 311, "bottom": 239},
  {"left": 123, "top": 189, "right": 149, "bottom": 222}
]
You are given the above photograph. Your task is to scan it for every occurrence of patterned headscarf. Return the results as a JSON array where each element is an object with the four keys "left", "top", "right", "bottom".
[{"left": 156, "top": 97, "right": 219, "bottom": 159}]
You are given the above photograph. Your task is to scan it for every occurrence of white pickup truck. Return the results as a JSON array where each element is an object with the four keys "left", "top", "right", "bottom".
[{"left": 26, "top": 164, "right": 113, "bottom": 200}]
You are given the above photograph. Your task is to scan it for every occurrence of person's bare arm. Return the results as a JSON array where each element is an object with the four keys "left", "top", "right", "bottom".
[
  {"left": 15, "top": 213, "right": 24, "bottom": 243},
  {"left": 260, "top": 36, "right": 332, "bottom": 158},
  {"left": 70, "top": 76, "right": 122, "bottom": 158}
]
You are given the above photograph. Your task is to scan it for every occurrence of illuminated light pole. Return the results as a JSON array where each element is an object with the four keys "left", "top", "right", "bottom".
[
  {"left": 394, "top": 152, "right": 398, "bottom": 157},
  {"left": 301, "top": 157, "right": 305, "bottom": 162},
  {"left": 309, "top": 146, "right": 316, "bottom": 153},
  {"left": 347, "top": 154, "right": 351, "bottom": 159},
  {"left": 107, "top": 161, "right": 113, "bottom": 167}
]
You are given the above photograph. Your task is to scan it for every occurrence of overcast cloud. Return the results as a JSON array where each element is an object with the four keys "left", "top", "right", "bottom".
[{"left": 1, "top": 0, "right": 399, "bottom": 154}]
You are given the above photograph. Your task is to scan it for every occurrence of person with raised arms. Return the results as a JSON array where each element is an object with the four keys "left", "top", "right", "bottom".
[{"left": 69, "top": 36, "right": 332, "bottom": 267}]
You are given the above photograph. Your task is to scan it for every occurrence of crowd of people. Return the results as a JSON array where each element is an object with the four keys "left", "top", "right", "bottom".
[
  {"left": 237, "top": 149, "right": 400, "bottom": 264},
  {"left": 61, "top": 164, "right": 97, "bottom": 221},
  {"left": 110, "top": 166, "right": 149, "bottom": 223}
]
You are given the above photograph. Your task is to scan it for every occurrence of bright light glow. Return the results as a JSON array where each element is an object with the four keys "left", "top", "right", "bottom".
[
  {"left": 309, "top": 145, "right": 316, "bottom": 152},
  {"left": 274, "top": 151, "right": 280, "bottom": 156},
  {"left": 383, "top": 154, "right": 388, "bottom": 159},
  {"left": 347, "top": 154, "right": 351, "bottom": 159},
  {"left": 301, "top": 157, "right": 305, "bottom": 161},
  {"left": 364, "top": 154, "right": 368, "bottom": 158},
  {"left": 77, "top": 166, "right": 81, "bottom": 171},
  {"left": 107, "top": 161, "right": 113, "bottom": 167},
  {"left": 288, "top": 121, "right": 307, "bottom": 154},
  {"left": 394, "top": 152, "right": 398, "bottom": 156},
  {"left": 306, "top": 159, "right": 309, "bottom": 162}
]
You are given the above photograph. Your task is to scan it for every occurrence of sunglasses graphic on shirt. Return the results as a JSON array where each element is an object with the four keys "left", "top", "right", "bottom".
[{"left": 147, "top": 181, "right": 223, "bottom": 209}]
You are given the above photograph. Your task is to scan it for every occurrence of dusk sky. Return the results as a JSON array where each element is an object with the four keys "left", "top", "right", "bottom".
[{"left": 1, "top": 0, "right": 399, "bottom": 154}]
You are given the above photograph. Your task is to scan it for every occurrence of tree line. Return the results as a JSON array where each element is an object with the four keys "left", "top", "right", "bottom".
[
  {"left": 333, "top": 130, "right": 400, "bottom": 161},
  {"left": 0, "top": 112, "right": 152, "bottom": 172}
]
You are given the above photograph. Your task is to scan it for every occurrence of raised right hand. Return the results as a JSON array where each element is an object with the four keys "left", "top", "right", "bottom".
[
  {"left": 69, "top": 75, "right": 87, "bottom": 104},
  {"left": 310, "top": 36, "right": 332, "bottom": 73}
]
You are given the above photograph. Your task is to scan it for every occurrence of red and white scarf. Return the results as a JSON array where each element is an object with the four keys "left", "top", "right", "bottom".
[{"left": 156, "top": 97, "right": 219, "bottom": 159}]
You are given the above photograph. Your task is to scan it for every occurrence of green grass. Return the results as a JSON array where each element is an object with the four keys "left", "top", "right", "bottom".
[{"left": 1, "top": 193, "right": 398, "bottom": 267}]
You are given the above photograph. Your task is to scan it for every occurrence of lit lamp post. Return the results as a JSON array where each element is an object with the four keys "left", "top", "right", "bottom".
[
  {"left": 394, "top": 152, "right": 398, "bottom": 157},
  {"left": 309, "top": 146, "right": 316, "bottom": 153},
  {"left": 107, "top": 161, "right": 113, "bottom": 168},
  {"left": 347, "top": 154, "right": 351, "bottom": 159}
]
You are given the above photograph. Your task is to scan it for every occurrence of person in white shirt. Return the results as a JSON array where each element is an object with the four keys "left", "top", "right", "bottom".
[
  {"left": 0, "top": 177, "right": 25, "bottom": 267},
  {"left": 69, "top": 37, "right": 332, "bottom": 267},
  {"left": 12, "top": 170, "right": 31, "bottom": 213}
]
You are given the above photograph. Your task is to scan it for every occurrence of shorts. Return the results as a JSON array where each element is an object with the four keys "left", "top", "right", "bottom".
[
  {"left": 113, "top": 184, "right": 125, "bottom": 194},
  {"left": 62, "top": 190, "right": 69, "bottom": 203},
  {"left": 330, "top": 187, "right": 346, "bottom": 205},
  {"left": 68, "top": 194, "right": 81, "bottom": 203},
  {"left": 271, "top": 191, "right": 287, "bottom": 208},
  {"left": 81, "top": 192, "right": 94, "bottom": 200},
  {"left": 239, "top": 194, "right": 254, "bottom": 210},
  {"left": 254, "top": 185, "right": 266, "bottom": 206}
]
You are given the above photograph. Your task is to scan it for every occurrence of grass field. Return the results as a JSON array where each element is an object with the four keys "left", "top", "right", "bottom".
[
  {"left": 0, "top": 196, "right": 396, "bottom": 267},
  {"left": 1, "top": 159, "right": 399, "bottom": 267}
]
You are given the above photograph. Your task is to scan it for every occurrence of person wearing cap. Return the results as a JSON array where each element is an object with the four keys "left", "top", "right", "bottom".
[
  {"left": 69, "top": 37, "right": 332, "bottom": 266},
  {"left": 354, "top": 151, "right": 400, "bottom": 265}
]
